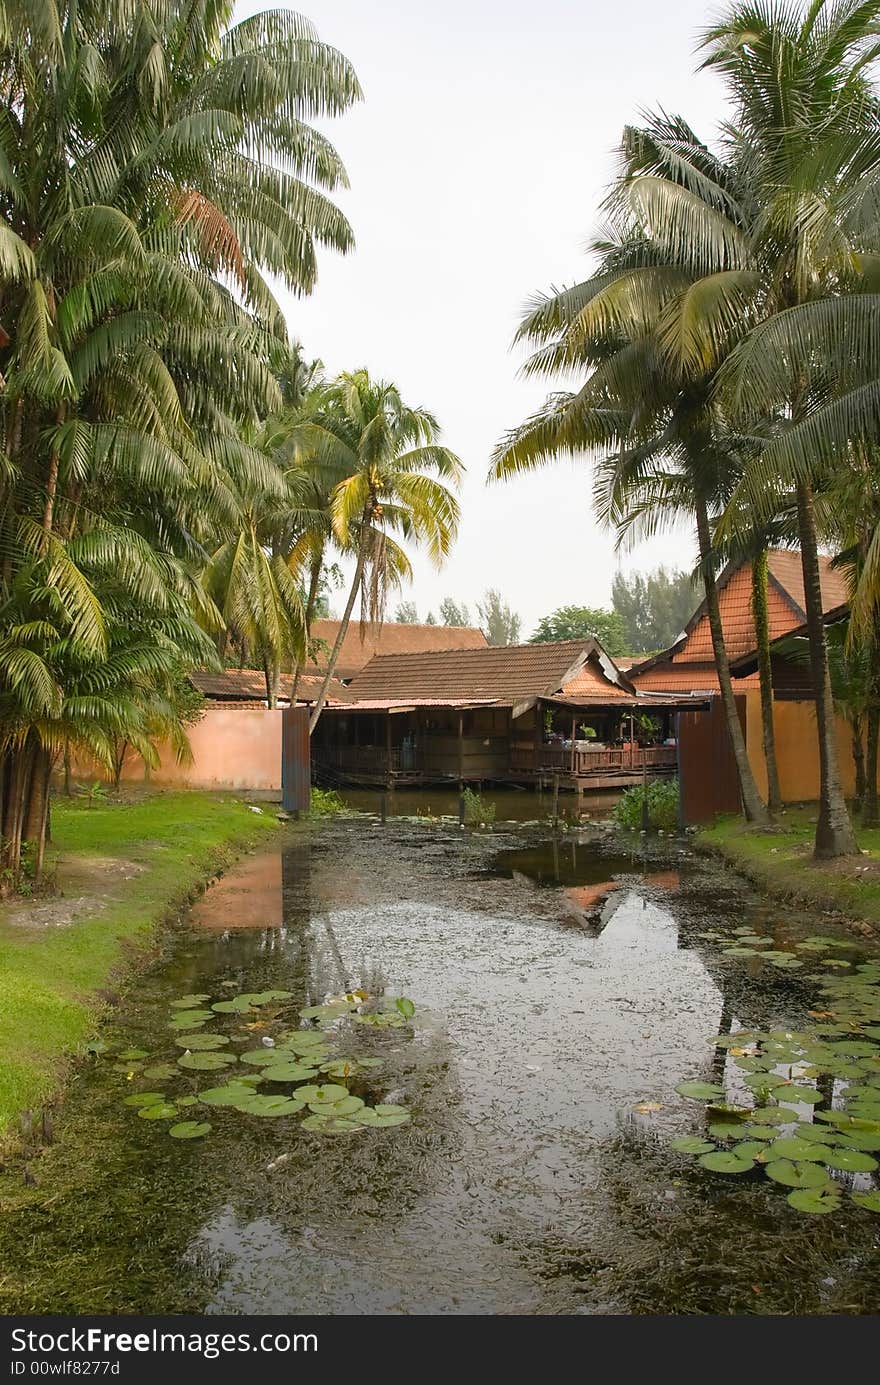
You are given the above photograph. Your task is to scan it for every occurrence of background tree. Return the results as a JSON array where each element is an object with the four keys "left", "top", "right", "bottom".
[
  {"left": 530, "top": 605, "right": 627, "bottom": 652},
  {"left": 611, "top": 567, "right": 696, "bottom": 653},
  {"left": 439, "top": 597, "right": 471, "bottom": 626},
  {"left": 283, "top": 370, "right": 463, "bottom": 730},
  {"left": 394, "top": 601, "right": 420, "bottom": 623},
  {"left": 476, "top": 589, "right": 521, "bottom": 646}
]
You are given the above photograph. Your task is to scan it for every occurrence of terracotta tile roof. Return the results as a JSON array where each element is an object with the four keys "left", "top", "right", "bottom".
[
  {"left": 675, "top": 564, "right": 797, "bottom": 662},
  {"left": 768, "top": 550, "right": 848, "bottom": 616},
  {"left": 305, "top": 618, "right": 487, "bottom": 680},
  {"left": 633, "top": 661, "right": 758, "bottom": 692},
  {"left": 629, "top": 549, "right": 846, "bottom": 686},
  {"left": 344, "top": 640, "right": 621, "bottom": 704},
  {"left": 561, "top": 662, "right": 634, "bottom": 700},
  {"left": 190, "top": 670, "right": 353, "bottom": 704}
]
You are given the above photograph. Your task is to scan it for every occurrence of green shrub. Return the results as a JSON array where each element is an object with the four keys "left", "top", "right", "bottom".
[
  {"left": 309, "top": 787, "right": 346, "bottom": 817},
  {"left": 461, "top": 787, "right": 496, "bottom": 827},
  {"left": 613, "top": 778, "right": 679, "bottom": 832}
]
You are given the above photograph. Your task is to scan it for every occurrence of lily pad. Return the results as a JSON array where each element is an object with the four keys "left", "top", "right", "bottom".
[
  {"left": 764, "top": 1159, "right": 832, "bottom": 1189},
  {"left": 777, "top": 1085, "right": 823, "bottom": 1105},
  {"left": 294, "top": 1083, "right": 348, "bottom": 1105},
  {"left": 118, "top": 1048, "right": 148, "bottom": 1061},
  {"left": 173, "top": 1033, "right": 230, "bottom": 1050},
  {"left": 123, "top": 1092, "right": 166, "bottom": 1108},
  {"left": 731, "top": 1141, "right": 770, "bottom": 1160},
  {"left": 177, "top": 1052, "right": 237, "bottom": 1071},
  {"left": 671, "top": 1136, "right": 716, "bottom": 1154},
  {"left": 676, "top": 1081, "right": 725, "bottom": 1101},
  {"left": 169, "top": 1121, "right": 211, "bottom": 1139},
  {"left": 852, "top": 1190, "right": 880, "bottom": 1212},
  {"left": 143, "top": 1064, "right": 179, "bottom": 1081},
  {"left": 698, "top": 1150, "right": 755, "bottom": 1174},
  {"left": 822, "top": 1147, "right": 879, "bottom": 1173},
  {"left": 137, "top": 1103, "right": 177, "bottom": 1120},
  {"left": 168, "top": 1011, "right": 213, "bottom": 1029},
  {"left": 261, "top": 1063, "right": 319, "bottom": 1083},
  {"left": 708, "top": 1122, "right": 745, "bottom": 1140},
  {"left": 765, "top": 1137, "right": 827, "bottom": 1162},
  {"left": 787, "top": 1188, "right": 841, "bottom": 1214},
  {"left": 211, "top": 998, "right": 254, "bottom": 1014},
  {"left": 170, "top": 995, "right": 211, "bottom": 1009},
  {"left": 308, "top": 1094, "right": 364, "bottom": 1117},
  {"left": 240, "top": 1048, "right": 293, "bottom": 1066},
  {"left": 233, "top": 1094, "right": 304, "bottom": 1117},
  {"left": 199, "top": 1084, "right": 260, "bottom": 1106}
]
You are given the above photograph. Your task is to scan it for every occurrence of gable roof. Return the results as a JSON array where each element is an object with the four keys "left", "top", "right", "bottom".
[
  {"left": 190, "top": 669, "right": 352, "bottom": 705},
  {"left": 344, "top": 639, "right": 633, "bottom": 706},
  {"left": 305, "top": 618, "right": 487, "bottom": 680},
  {"left": 629, "top": 550, "right": 847, "bottom": 689}
]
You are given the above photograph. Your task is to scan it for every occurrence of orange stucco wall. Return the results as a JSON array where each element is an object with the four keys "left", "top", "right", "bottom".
[
  {"left": 75, "top": 707, "right": 283, "bottom": 795},
  {"left": 744, "top": 688, "right": 859, "bottom": 802}
]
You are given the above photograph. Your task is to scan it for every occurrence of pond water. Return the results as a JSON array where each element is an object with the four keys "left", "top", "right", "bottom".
[
  {"left": 2, "top": 818, "right": 879, "bottom": 1316},
  {"left": 339, "top": 785, "right": 617, "bottom": 822}
]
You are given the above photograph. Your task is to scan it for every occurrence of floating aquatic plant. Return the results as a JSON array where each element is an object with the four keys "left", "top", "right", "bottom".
[
  {"left": 670, "top": 924, "right": 880, "bottom": 1214},
  {"left": 169, "top": 1121, "right": 211, "bottom": 1139},
  {"left": 120, "top": 985, "right": 416, "bottom": 1144}
]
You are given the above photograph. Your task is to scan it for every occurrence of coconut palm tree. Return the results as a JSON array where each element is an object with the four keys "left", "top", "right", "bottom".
[
  {"left": 282, "top": 371, "right": 463, "bottom": 731},
  {"left": 0, "top": 2, "right": 360, "bottom": 881},
  {"left": 491, "top": 168, "right": 771, "bottom": 823}
]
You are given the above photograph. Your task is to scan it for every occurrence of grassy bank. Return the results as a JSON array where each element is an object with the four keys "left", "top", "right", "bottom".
[
  {"left": 0, "top": 792, "right": 281, "bottom": 1138},
  {"left": 698, "top": 806, "right": 880, "bottom": 930}
]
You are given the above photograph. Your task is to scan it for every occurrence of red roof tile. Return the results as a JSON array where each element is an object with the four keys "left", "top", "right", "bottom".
[
  {"left": 305, "top": 618, "right": 487, "bottom": 680},
  {"left": 630, "top": 549, "right": 846, "bottom": 687},
  {"left": 344, "top": 640, "right": 624, "bottom": 705},
  {"left": 190, "top": 670, "right": 353, "bottom": 704}
]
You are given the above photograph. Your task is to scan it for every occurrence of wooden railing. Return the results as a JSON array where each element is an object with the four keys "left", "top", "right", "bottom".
[
  {"left": 510, "top": 742, "right": 677, "bottom": 775},
  {"left": 316, "top": 740, "right": 677, "bottom": 780}
]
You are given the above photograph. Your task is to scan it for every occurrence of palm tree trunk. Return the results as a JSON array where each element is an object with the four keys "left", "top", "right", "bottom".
[
  {"left": 751, "top": 551, "right": 783, "bottom": 811},
  {"left": 862, "top": 706, "right": 879, "bottom": 829},
  {"left": 309, "top": 540, "right": 367, "bottom": 734},
  {"left": 850, "top": 713, "right": 866, "bottom": 813},
  {"left": 24, "top": 745, "right": 51, "bottom": 883},
  {"left": 695, "top": 496, "right": 769, "bottom": 825},
  {"left": 292, "top": 555, "right": 323, "bottom": 706},
  {"left": 795, "top": 480, "right": 858, "bottom": 858}
]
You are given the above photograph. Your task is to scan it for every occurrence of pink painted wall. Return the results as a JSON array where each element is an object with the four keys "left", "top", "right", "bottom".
[{"left": 74, "top": 708, "right": 283, "bottom": 795}]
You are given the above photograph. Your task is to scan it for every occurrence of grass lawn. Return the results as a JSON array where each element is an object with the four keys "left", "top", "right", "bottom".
[
  {"left": 0, "top": 791, "right": 281, "bottom": 1139},
  {"left": 699, "top": 805, "right": 880, "bottom": 930}
]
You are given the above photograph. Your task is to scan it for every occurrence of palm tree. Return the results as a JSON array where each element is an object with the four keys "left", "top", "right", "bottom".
[
  {"left": 282, "top": 371, "right": 463, "bottom": 731},
  {"left": 490, "top": 168, "right": 771, "bottom": 822},
  {"left": 684, "top": 0, "right": 880, "bottom": 856},
  {"left": 0, "top": 2, "right": 361, "bottom": 880}
]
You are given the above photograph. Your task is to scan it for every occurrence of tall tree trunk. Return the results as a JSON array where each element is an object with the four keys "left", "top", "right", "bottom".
[
  {"left": 292, "top": 554, "right": 323, "bottom": 707},
  {"left": 751, "top": 551, "right": 783, "bottom": 811},
  {"left": 24, "top": 745, "right": 51, "bottom": 883},
  {"left": 263, "top": 656, "right": 278, "bottom": 709},
  {"left": 695, "top": 497, "right": 769, "bottom": 825},
  {"left": 795, "top": 480, "right": 858, "bottom": 858},
  {"left": 850, "top": 713, "right": 866, "bottom": 813},
  {"left": 309, "top": 540, "right": 368, "bottom": 734},
  {"left": 863, "top": 706, "right": 879, "bottom": 829},
  {"left": 41, "top": 404, "right": 65, "bottom": 546}
]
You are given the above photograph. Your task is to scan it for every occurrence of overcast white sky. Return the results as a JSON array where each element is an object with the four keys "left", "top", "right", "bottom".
[{"left": 237, "top": 0, "right": 729, "bottom": 634}]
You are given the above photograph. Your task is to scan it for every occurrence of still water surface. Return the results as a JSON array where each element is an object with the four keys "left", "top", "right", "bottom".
[{"left": 2, "top": 817, "right": 878, "bottom": 1315}]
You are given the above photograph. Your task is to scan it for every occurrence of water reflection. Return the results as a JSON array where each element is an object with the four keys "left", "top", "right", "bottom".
[{"left": 7, "top": 818, "right": 878, "bottom": 1315}]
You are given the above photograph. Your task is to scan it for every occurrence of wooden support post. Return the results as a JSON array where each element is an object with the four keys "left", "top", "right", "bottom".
[
  {"left": 552, "top": 771, "right": 560, "bottom": 832},
  {"left": 629, "top": 713, "right": 635, "bottom": 770},
  {"left": 641, "top": 755, "right": 650, "bottom": 831},
  {"left": 570, "top": 713, "right": 577, "bottom": 774},
  {"left": 457, "top": 709, "right": 464, "bottom": 788},
  {"left": 534, "top": 701, "right": 541, "bottom": 772},
  {"left": 385, "top": 713, "right": 392, "bottom": 787}
]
